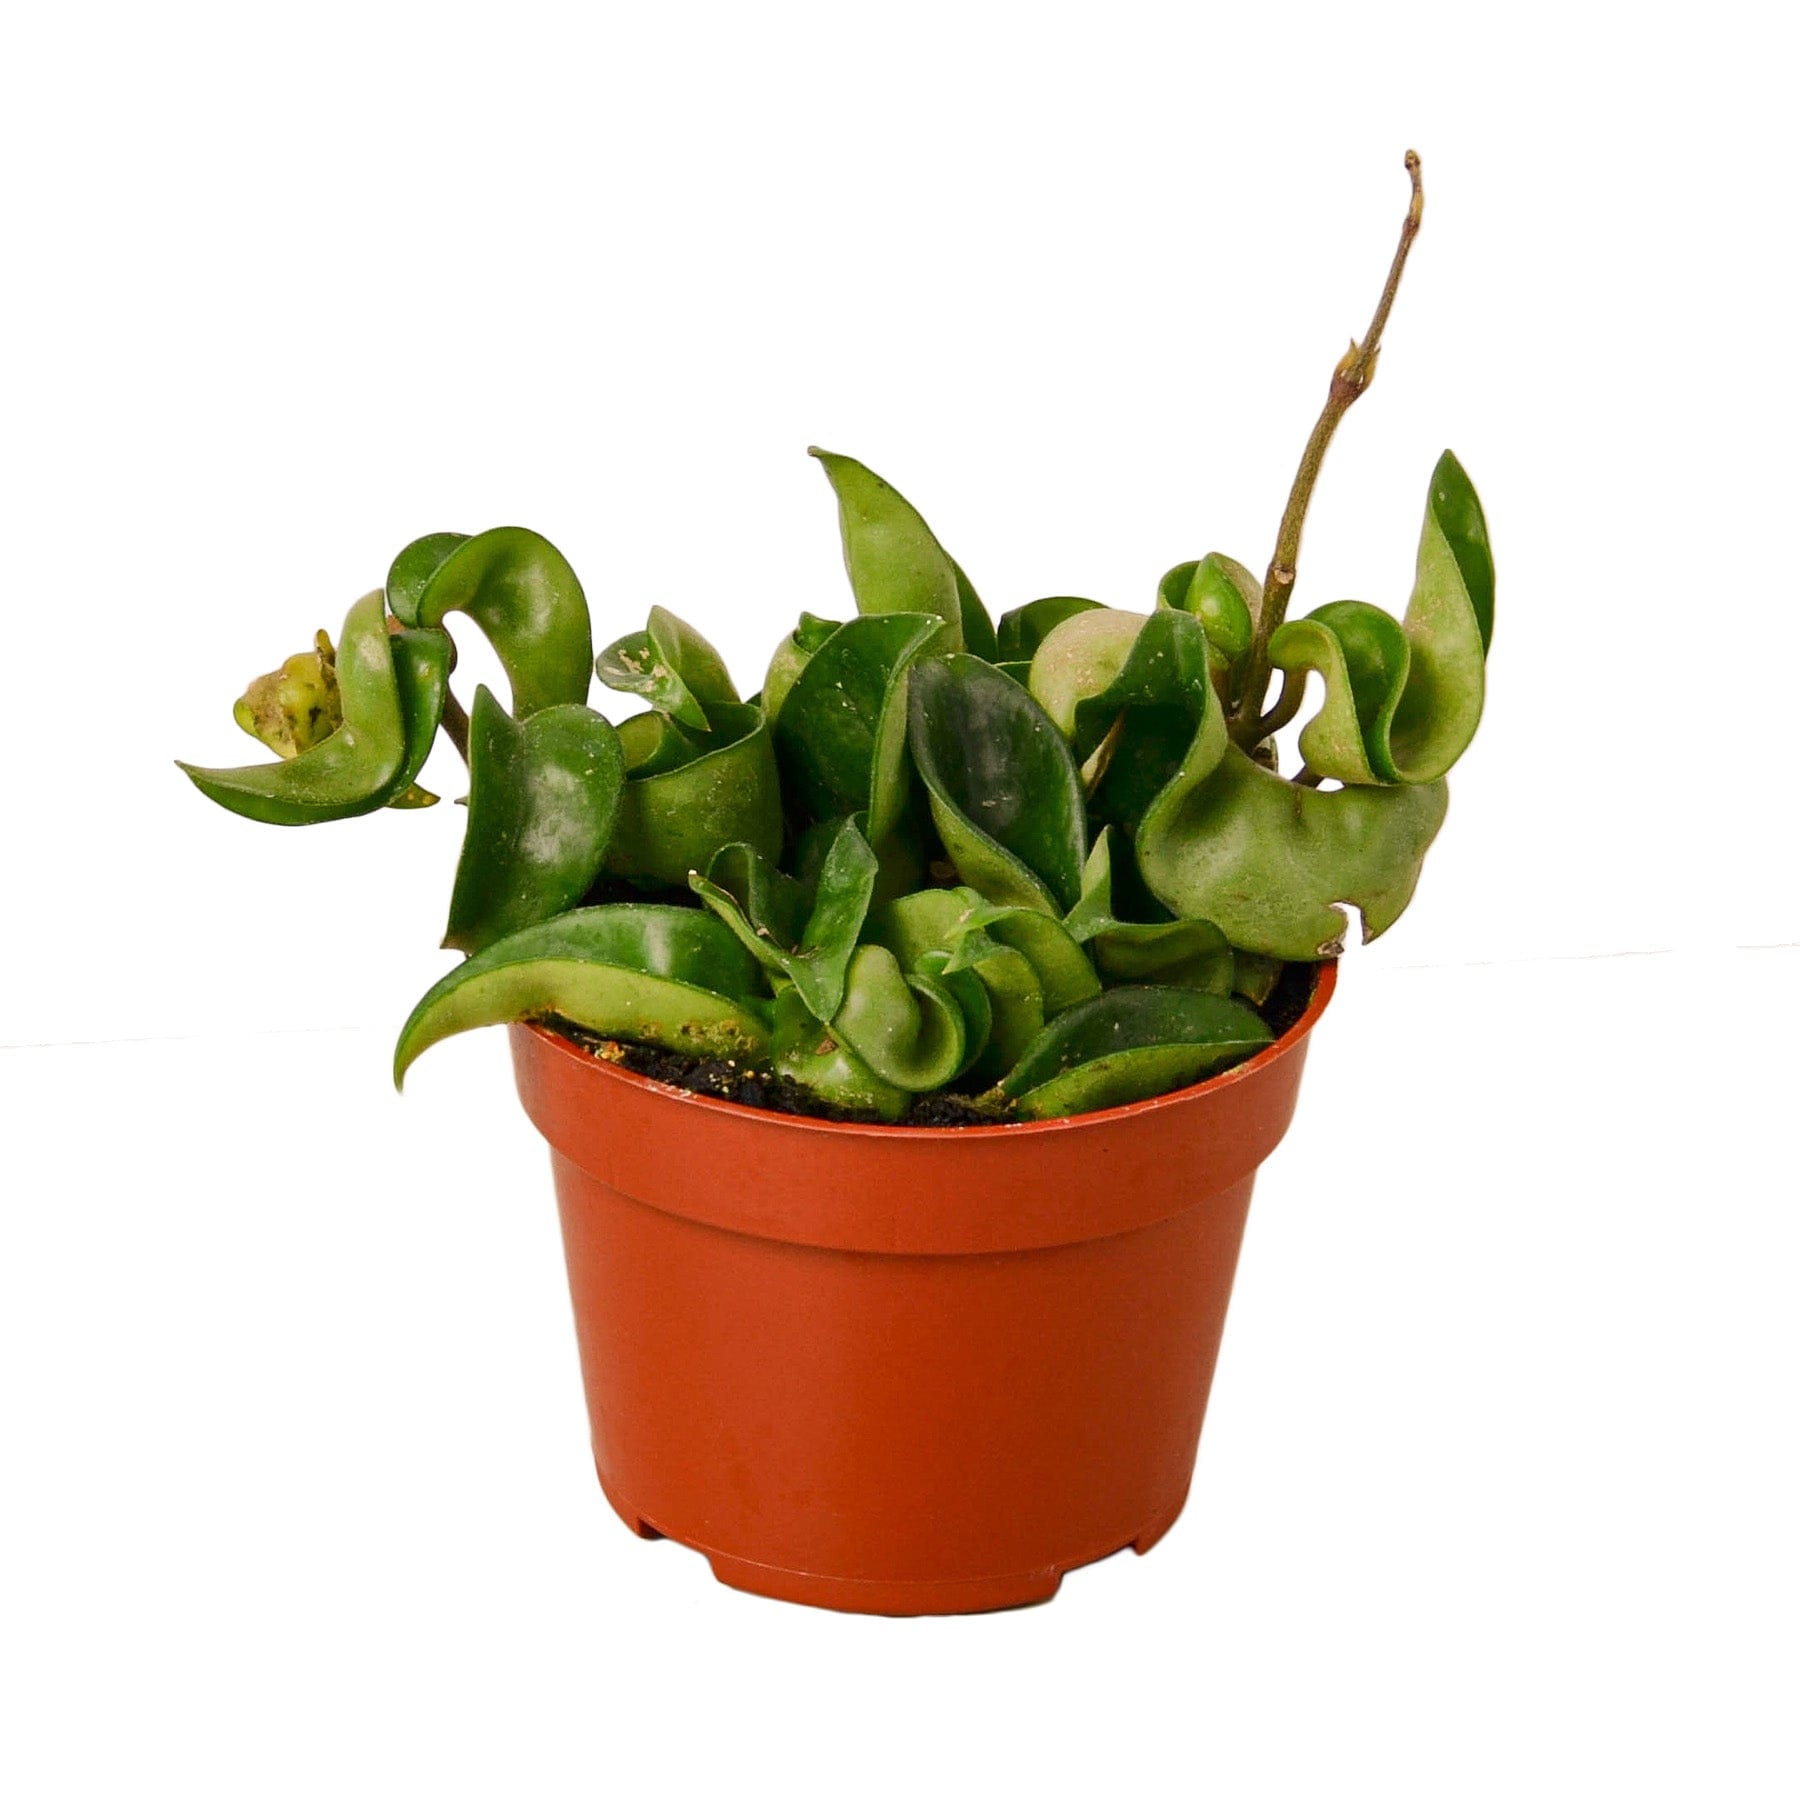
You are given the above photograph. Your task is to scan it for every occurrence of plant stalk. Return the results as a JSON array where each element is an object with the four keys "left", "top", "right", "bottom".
[
  {"left": 1231, "top": 150, "right": 1425, "bottom": 752},
  {"left": 440, "top": 688, "right": 471, "bottom": 766}
]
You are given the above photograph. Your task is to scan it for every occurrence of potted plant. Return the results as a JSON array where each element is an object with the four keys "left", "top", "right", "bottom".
[{"left": 179, "top": 151, "right": 1490, "bottom": 1613}]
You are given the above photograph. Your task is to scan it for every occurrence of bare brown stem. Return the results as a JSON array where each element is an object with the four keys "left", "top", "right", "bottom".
[
  {"left": 440, "top": 687, "right": 471, "bottom": 766},
  {"left": 1232, "top": 150, "right": 1425, "bottom": 752}
]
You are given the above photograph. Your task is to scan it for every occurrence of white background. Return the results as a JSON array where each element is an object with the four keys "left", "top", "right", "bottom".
[{"left": 3, "top": 3, "right": 1795, "bottom": 1795}]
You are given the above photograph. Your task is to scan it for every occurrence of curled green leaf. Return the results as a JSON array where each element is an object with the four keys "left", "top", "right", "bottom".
[
  {"left": 809, "top": 448, "right": 965, "bottom": 651},
  {"left": 908, "top": 654, "right": 1088, "bottom": 914},
  {"left": 689, "top": 816, "right": 878, "bottom": 1022},
  {"left": 943, "top": 901, "right": 1101, "bottom": 1016},
  {"left": 1136, "top": 694, "right": 1449, "bottom": 958},
  {"left": 1157, "top": 552, "right": 1259, "bottom": 675},
  {"left": 596, "top": 605, "right": 739, "bottom": 732},
  {"left": 394, "top": 905, "right": 771, "bottom": 1086},
  {"left": 386, "top": 527, "right": 593, "bottom": 718},
  {"left": 760, "top": 612, "right": 842, "bottom": 728},
  {"left": 1001, "top": 987, "right": 1273, "bottom": 1120},
  {"left": 770, "top": 989, "right": 908, "bottom": 1122},
  {"left": 1066, "top": 829, "right": 1233, "bottom": 993},
  {"left": 443, "top": 687, "right": 626, "bottom": 956},
  {"left": 1268, "top": 452, "right": 1493, "bottom": 784},
  {"left": 995, "top": 596, "right": 1103, "bottom": 663},
  {"left": 179, "top": 591, "right": 427, "bottom": 826},
  {"left": 607, "top": 700, "right": 783, "bottom": 886},
  {"left": 773, "top": 612, "right": 945, "bottom": 843},
  {"left": 831, "top": 944, "right": 973, "bottom": 1093}
]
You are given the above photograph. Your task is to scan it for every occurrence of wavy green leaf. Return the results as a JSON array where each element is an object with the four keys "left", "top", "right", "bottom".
[
  {"left": 1066, "top": 829, "right": 1233, "bottom": 992},
  {"left": 606, "top": 700, "right": 782, "bottom": 885},
  {"left": 908, "top": 654, "right": 1087, "bottom": 914},
  {"left": 809, "top": 448, "right": 964, "bottom": 650},
  {"left": 864, "top": 887, "right": 1041, "bottom": 1083},
  {"left": 1136, "top": 695, "right": 1449, "bottom": 958},
  {"left": 831, "top": 944, "right": 973, "bottom": 1092},
  {"left": 1269, "top": 452, "right": 1492, "bottom": 784},
  {"left": 690, "top": 816, "right": 878, "bottom": 1022},
  {"left": 1157, "top": 552, "right": 1259, "bottom": 674},
  {"left": 179, "top": 591, "right": 418, "bottom": 825},
  {"left": 770, "top": 988, "right": 908, "bottom": 1121},
  {"left": 773, "top": 612, "right": 945, "bottom": 843},
  {"left": 393, "top": 905, "right": 772, "bottom": 1086},
  {"left": 1001, "top": 987, "right": 1273, "bottom": 1119},
  {"left": 595, "top": 605, "right": 739, "bottom": 732},
  {"left": 943, "top": 901, "right": 1101, "bottom": 1016},
  {"left": 760, "top": 612, "right": 843, "bottom": 728},
  {"left": 386, "top": 527, "right": 593, "bottom": 718},
  {"left": 443, "top": 687, "right": 626, "bottom": 955},
  {"left": 995, "top": 596, "right": 1103, "bottom": 662}
]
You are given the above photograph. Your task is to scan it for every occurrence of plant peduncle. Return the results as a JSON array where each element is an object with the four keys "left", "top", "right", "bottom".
[{"left": 1232, "top": 150, "right": 1425, "bottom": 752}]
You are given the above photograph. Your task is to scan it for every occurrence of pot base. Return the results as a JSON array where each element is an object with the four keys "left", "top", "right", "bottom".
[{"left": 596, "top": 1464, "right": 1191, "bottom": 1615}]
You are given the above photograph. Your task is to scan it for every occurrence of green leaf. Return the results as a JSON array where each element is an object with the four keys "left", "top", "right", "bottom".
[
  {"left": 1061, "top": 608, "right": 1217, "bottom": 831},
  {"left": 770, "top": 988, "right": 908, "bottom": 1121},
  {"left": 606, "top": 700, "right": 783, "bottom": 886},
  {"left": 943, "top": 902, "right": 1101, "bottom": 1016},
  {"left": 443, "top": 687, "right": 626, "bottom": 955},
  {"left": 1027, "top": 608, "right": 1146, "bottom": 741},
  {"left": 1066, "top": 829, "right": 1233, "bottom": 993},
  {"left": 595, "top": 605, "right": 739, "bottom": 732},
  {"left": 1157, "top": 552, "right": 1259, "bottom": 672},
  {"left": 995, "top": 596, "right": 1103, "bottom": 662},
  {"left": 179, "top": 591, "right": 416, "bottom": 825},
  {"left": 1136, "top": 694, "right": 1450, "bottom": 958},
  {"left": 1268, "top": 452, "right": 1493, "bottom": 784},
  {"left": 864, "top": 887, "right": 1041, "bottom": 1084},
  {"left": 760, "top": 612, "right": 843, "bottom": 729},
  {"left": 908, "top": 653, "right": 1088, "bottom": 914},
  {"left": 393, "top": 905, "right": 772, "bottom": 1086},
  {"left": 809, "top": 448, "right": 965, "bottom": 651},
  {"left": 830, "top": 944, "right": 975, "bottom": 1093},
  {"left": 1001, "top": 987, "right": 1273, "bottom": 1119},
  {"left": 689, "top": 816, "right": 878, "bottom": 1022},
  {"left": 385, "top": 625, "right": 454, "bottom": 806},
  {"left": 386, "top": 527, "right": 593, "bottom": 718},
  {"left": 772, "top": 612, "right": 945, "bottom": 843}
]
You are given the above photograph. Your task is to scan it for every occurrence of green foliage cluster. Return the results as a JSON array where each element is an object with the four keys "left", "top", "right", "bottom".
[{"left": 180, "top": 445, "right": 1490, "bottom": 1121}]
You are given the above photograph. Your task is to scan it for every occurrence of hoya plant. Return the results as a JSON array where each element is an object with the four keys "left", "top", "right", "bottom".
[{"left": 179, "top": 153, "right": 1489, "bottom": 1124}]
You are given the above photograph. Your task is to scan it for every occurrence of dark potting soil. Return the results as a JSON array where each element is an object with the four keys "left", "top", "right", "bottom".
[{"left": 552, "top": 960, "right": 1323, "bottom": 1128}]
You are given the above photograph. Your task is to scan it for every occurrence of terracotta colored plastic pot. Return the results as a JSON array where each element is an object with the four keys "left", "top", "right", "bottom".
[{"left": 509, "top": 960, "right": 1334, "bottom": 1615}]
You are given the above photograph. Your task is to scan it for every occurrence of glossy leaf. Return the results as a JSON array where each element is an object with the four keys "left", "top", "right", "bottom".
[
  {"left": 179, "top": 591, "right": 415, "bottom": 825},
  {"left": 831, "top": 945, "right": 972, "bottom": 1093},
  {"left": 606, "top": 700, "right": 783, "bottom": 886},
  {"left": 596, "top": 606, "right": 739, "bottom": 732},
  {"left": 809, "top": 448, "right": 964, "bottom": 651},
  {"left": 386, "top": 527, "right": 593, "bottom": 718},
  {"left": 1066, "top": 829, "right": 1233, "bottom": 993},
  {"left": 773, "top": 612, "right": 944, "bottom": 842},
  {"left": 690, "top": 816, "right": 878, "bottom": 1022},
  {"left": 760, "top": 612, "right": 842, "bottom": 728},
  {"left": 943, "top": 902, "right": 1101, "bottom": 1016},
  {"left": 770, "top": 989, "right": 908, "bottom": 1121},
  {"left": 908, "top": 654, "right": 1087, "bottom": 914},
  {"left": 393, "top": 905, "right": 772, "bottom": 1085},
  {"left": 1136, "top": 695, "right": 1450, "bottom": 958},
  {"left": 995, "top": 596, "right": 1103, "bottom": 663},
  {"left": 1001, "top": 987, "right": 1273, "bottom": 1119},
  {"left": 443, "top": 686, "right": 626, "bottom": 955},
  {"left": 1268, "top": 452, "right": 1492, "bottom": 784},
  {"left": 1157, "top": 552, "right": 1259, "bottom": 674},
  {"left": 1028, "top": 608, "right": 1145, "bottom": 741}
]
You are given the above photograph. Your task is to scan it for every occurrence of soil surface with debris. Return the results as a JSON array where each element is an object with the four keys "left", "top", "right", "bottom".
[{"left": 551, "top": 959, "right": 1322, "bottom": 1128}]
